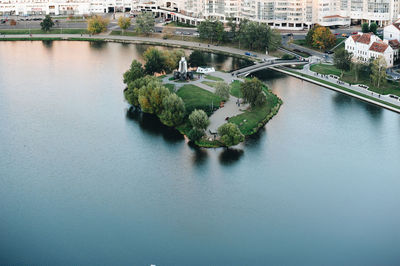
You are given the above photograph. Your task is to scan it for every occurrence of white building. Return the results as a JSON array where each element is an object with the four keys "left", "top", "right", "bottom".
[
  {"left": 345, "top": 32, "right": 395, "bottom": 66},
  {"left": 384, "top": 20, "right": 400, "bottom": 40}
]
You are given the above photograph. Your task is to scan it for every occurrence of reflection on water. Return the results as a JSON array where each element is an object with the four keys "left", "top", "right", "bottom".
[
  {"left": 126, "top": 107, "right": 183, "bottom": 143},
  {"left": 219, "top": 148, "right": 244, "bottom": 165}
]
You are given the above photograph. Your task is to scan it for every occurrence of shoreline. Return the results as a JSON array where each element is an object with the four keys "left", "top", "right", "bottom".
[{"left": 271, "top": 67, "right": 400, "bottom": 114}]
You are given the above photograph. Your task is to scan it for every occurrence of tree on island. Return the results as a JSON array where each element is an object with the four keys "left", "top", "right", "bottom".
[
  {"left": 159, "top": 94, "right": 186, "bottom": 126},
  {"left": 87, "top": 15, "right": 109, "bottom": 34},
  {"left": 188, "top": 50, "right": 206, "bottom": 68},
  {"left": 138, "top": 81, "right": 170, "bottom": 114},
  {"left": 135, "top": 12, "right": 154, "bottom": 35},
  {"left": 214, "top": 81, "right": 230, "bottom": 101},
  {"left": 163, "top": 50, "right": 185, "bottom": 73},
  {"left": 40, "top": 15, "right": 54, "bottom": 32},
  {"left": 143, "top": 47, "right": 166, "bottom": 75},
  {"left": 240, "top": 78, "right": 266, "bottom": 107},
  {"left": 217, "top": 123, "right": 244, "bottom": 147},
  {"left": 334, "top": 48, "right": 352, "bottom": 78},
  {"left": 371, "top": 56, "right": 387, "bottom": 90},
  {"left": 118, "top": 16, "right": 131, "bottom": 34},
  {"left": 188, "top": 109, "right": 209, "bottom": 141},
  {"left": 123, "top": 60, "right": 145, "bottom": 84},
  {"left": 124, "top": 76, "right": 158, "bottom": 106}
]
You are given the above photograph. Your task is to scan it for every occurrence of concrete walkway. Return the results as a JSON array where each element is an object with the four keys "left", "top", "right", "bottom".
[{"left": 163, "top": 71, "right": 249, "bottom": 135}]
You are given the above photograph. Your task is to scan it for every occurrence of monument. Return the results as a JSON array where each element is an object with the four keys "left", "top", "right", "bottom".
[{"left": 173, "top": 57, "right": 194, "bottom": 81}]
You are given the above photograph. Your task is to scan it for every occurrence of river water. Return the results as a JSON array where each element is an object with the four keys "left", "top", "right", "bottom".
[{"left": 0, "top": 41, "right": 400, "bottom": 265}]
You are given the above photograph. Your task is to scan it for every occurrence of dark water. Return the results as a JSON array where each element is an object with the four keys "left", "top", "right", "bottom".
[{"left": 1, "top": 41, "right": 400, "bottom": 266}]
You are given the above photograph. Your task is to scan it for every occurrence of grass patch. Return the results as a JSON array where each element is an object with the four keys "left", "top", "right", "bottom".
[
  {"left": 0, "top": 29, "right": 87, "bottom": 34},
  {"left": 164, "top": 83, "right": 175, "bottom": 92},
  {"left": 201, "top": 81, "right": 216, "bottom": 87},
  {"left": 176, "top": 84, "right": 221, "bottom": 115},
  {"left": 230, "top": 80, "right": 242, "bottom": 98},
  {"left": 310, "top": 63, "right": 400, "bottom": 97},
  {"left": 204, "top": 74, "right": 223, "bottom": 81},
  {"left": 110, "top": 30, "right": 139, "bottom": 37},
  {"left": 229, "top": 88, "right": 281, "bottom": 135},
  {"left": 0, "top": 37, "right": 63, "bottom": 41}
]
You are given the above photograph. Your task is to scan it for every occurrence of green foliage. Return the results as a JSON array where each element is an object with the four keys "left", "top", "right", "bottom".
[
  {"left": 189, "top": 109, "right": 209, "bottom": 130},
  {"left": 240, "top": 78, "right": 266, "bottom": 107},
  {"left": 40, "top": 15, "right": 54, "bottom": 31},
  {"left": 118, "top": 16, "right": 131, "bottom": 33},
  {"left": 306, "top": 24, "right": 318, "bottom": 46},
  {"left": 163, "top": 49, "right": 185, "bottom": 73},
  {"left": 124, "top": 76, "right": 159, "bottom": 106},
  {"left": 217, "top": 123, "right": 244, "bottom": 147},
  {"left": 187, "top": 128, "right": 204, "bottom": 141},
  {"left": 282, "top": 54, "right": 295, "bottom": 60},
  {"left": 236, "top": 20, "right": 281, "bottom": 51},
  {"left": 159, "top": 93, "right": 186, "bottom": 126},
  {"left": 214, "top": 81, "right": 230, "bottom": 101},
  {"left": 362, "top": 22, "right": 370, "bottom": 33},
  {"left": 188, "top": 50, "right": 206, "bottom": 67},
  {"left": 369, "top": 22, "right": 378, "bottom": 34},
  {"left": 135, "top": 12, "right": 154, "bottom": 35},
  {"left": 138, "top": 79, "right": 170, "bottom": 114},
  {"left": 371, "top": 56, "right": 387, "bottom": 90},
  {"left": 334, "top": 48, "right": 352, "bottom": 77},
  {"left": 198, "top": 19, "right": 225, "bottom": 44},
  {"left": 123, "top": 60, "right": 145, "bottom": 84},
  {"left": 87, "top": 15, "right": 109, "bottom": 34},
  {"left": 227, "top": 17, "right": 238, "bottom": 39},
  {"left": 143, "top": 47, "right": 165, "bottom": 75},
  {"left": 230, "top": 80, "right": 242, "bottom": 98}
]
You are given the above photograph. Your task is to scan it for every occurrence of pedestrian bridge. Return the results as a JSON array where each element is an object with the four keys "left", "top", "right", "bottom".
[{"left": 232, "top": 59, "right": 308, "bottom": 77}]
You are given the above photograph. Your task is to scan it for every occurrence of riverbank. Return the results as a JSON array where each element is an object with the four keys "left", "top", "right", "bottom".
[
  {"left": 0, "top": 33, "right": 270, "bottom": 63},
  {"left": 272, "top": 66, "right": 400, "bottom": 114}
]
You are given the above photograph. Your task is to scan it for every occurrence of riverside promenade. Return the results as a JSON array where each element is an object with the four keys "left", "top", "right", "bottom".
[{"left": 2, "top": 33, "right": 399, "bottom": 113}]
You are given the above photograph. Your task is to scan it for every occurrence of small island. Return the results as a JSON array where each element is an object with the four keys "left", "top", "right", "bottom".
[{"left": 123, "top": 48, "right": 282, "bottom": 147}]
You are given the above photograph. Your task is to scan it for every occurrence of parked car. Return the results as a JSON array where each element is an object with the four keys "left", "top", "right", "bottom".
[
  {"left": 325, "top": 50, "right": 334, "bottom": 54},
  {"left": 334, "top": 33, "right": 340, "bottom": 36},
  {"left": 352, "top": 31, "right": 358, "bottom": 35},
  {"left": 244, "top": 52, "right": 251, "bottom": 56}
]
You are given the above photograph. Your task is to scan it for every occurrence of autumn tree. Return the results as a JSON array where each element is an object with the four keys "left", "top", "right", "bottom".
[
  {"left": 371, "top": 56, "right": 387, "bottom": 90},
  {"left": 138, "top": 80, "right": 170, "bottom": 114},
  {"left": 312, "top": 26, "right": 336, "bottom": 50},
  {"left": 118, "top": 16, "right": 131, "bottom": 34},
  {"left": 87, "top": 15, "right": 109, "bottom": 34}
]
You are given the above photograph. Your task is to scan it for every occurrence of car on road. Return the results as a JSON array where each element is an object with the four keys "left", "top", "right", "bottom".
[
  {"left": 352, "top": 31, "right": 358, "bottom": 35},
  {"left": 193, "top": 32, "right": 199, "bottom": 36},
  {"left": 175, "top": 31, "right": 181, "bottom": 35},
  {"left": 341, "top": 33, "right": 348, "bottom": 37}
]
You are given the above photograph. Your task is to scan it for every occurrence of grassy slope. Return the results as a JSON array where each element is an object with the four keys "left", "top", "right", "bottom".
[
  {"left": 164, "top": 83, "right": 175, "bottom": 92},
  {"left": 201, "top": 81, "right": 216, "bottom": 87},
  {"left": 230, "top": 80, "right": 242, "bottom": 98},
  {"left": 176, "top": 84, "right": 221, "bottom": 115},
  {"left": 0, "top": 29, "right": 87, "bottom": 34},
  {"left": 228, "top": 86, "right": 281, "bottom": 135},
  {"left": 310, "top": 64, "right": 400, "bottom": 97},
  {"left": 204, "top": 74, "right": 223, "bottom": 81}
]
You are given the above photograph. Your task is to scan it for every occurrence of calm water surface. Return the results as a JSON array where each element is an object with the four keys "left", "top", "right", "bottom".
[{"left": 1, "top": 41, "right": 400, "bottom": 265}]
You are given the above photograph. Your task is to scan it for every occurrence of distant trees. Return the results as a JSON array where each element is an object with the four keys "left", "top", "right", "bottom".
[
  {"left": 334, "top": 48, "right": 352, "bottom": 78},
  {"left": 362, "top": 22, "right": 378, "bottom": 34},
  {"left": 371, "top": 56, "right": 387, "bottom": 89},
  {"left": 118, "top": 16, "right": 131, "bottom": 34},
  {"left": 188, "top": 50, "right": 206, "bottom": 68},
  {"left": 217, "top": 123, "right": 244, "bottom": 147},
  {"left": 306, "top": 24, "right": 336, "bottom": 50},
  {"left": 143, "top": 47, "right": 184, "bottom": 75},
  {"left": 214, "top": 81, "right": 230, "bottom": 101},
  {"left": 87, "top": 15, "right": 109, "bottom": 34},
  {"left": 240, "top": 78, "right": 266, "bottom": 107},
  {"left": 135, "top": 12, "right": 154, "bottom": 35},
  {"left": 236, "top": 19, "right": 281, "bottom": 51},
  {"left": 198, "top": 19, "right": 225, "bottom": 44},
  {"left": 40, "top": 15, "right": 54, "bottom": 31}
]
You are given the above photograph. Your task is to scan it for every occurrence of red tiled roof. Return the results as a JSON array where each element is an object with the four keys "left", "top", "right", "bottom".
[
  {"left": 369, "top": 41, "right": 388, "bottom": 53},
  {"left": 351, "top": 34, "right": 361, "bottom": 42},
  {"left": 389, "top": 39, "right": 400, "bottom": 49},
  {"left": 393, "top": 23, "right": 400, "bottom": 31},
  {"left": 357, "top": 33, "right": 371, "bottom": 44}
]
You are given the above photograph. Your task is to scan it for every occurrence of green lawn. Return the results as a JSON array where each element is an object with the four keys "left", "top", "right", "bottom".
[
  {"left": 230, "top": 80, "right": 242, "bottom": 98},
  {"left": 0, "top": 29, "right": 87, "bottom": 34},
  {"left": 176, "top": 84, "right": 221, "bottom": 115},
  {"left": 164, "top": 83, "right": 175, "bottom": 92},
  {"left": 110, "top": 31, "right": 139, "bottom": 36},
  {"left": 201, "top": 81, "right": 216, "bottom": 87},
  {"left": 204, "top": 74, "right": 223, "bottom": 81},
  {"left": 228, "top": 86, "right": 281, "bottom": 135},
  {"left": 310, "top": 64, "right": 400, "bottom": 97}
]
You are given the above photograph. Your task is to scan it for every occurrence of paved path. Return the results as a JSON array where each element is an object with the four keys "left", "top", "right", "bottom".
[
  {"left": 1, "top": 33, "right": 274, "bottom": 62},
  {"left": 163, "top": 71, "right": 249, "bottom": 135},
  {"left": 279, "top": 63, "right": 400, "bottom": 110}
]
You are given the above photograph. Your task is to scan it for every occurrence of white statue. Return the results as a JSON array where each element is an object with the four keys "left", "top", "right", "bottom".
[{"left": 178, "top": 57, "right": 188, "bottom": 74}]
